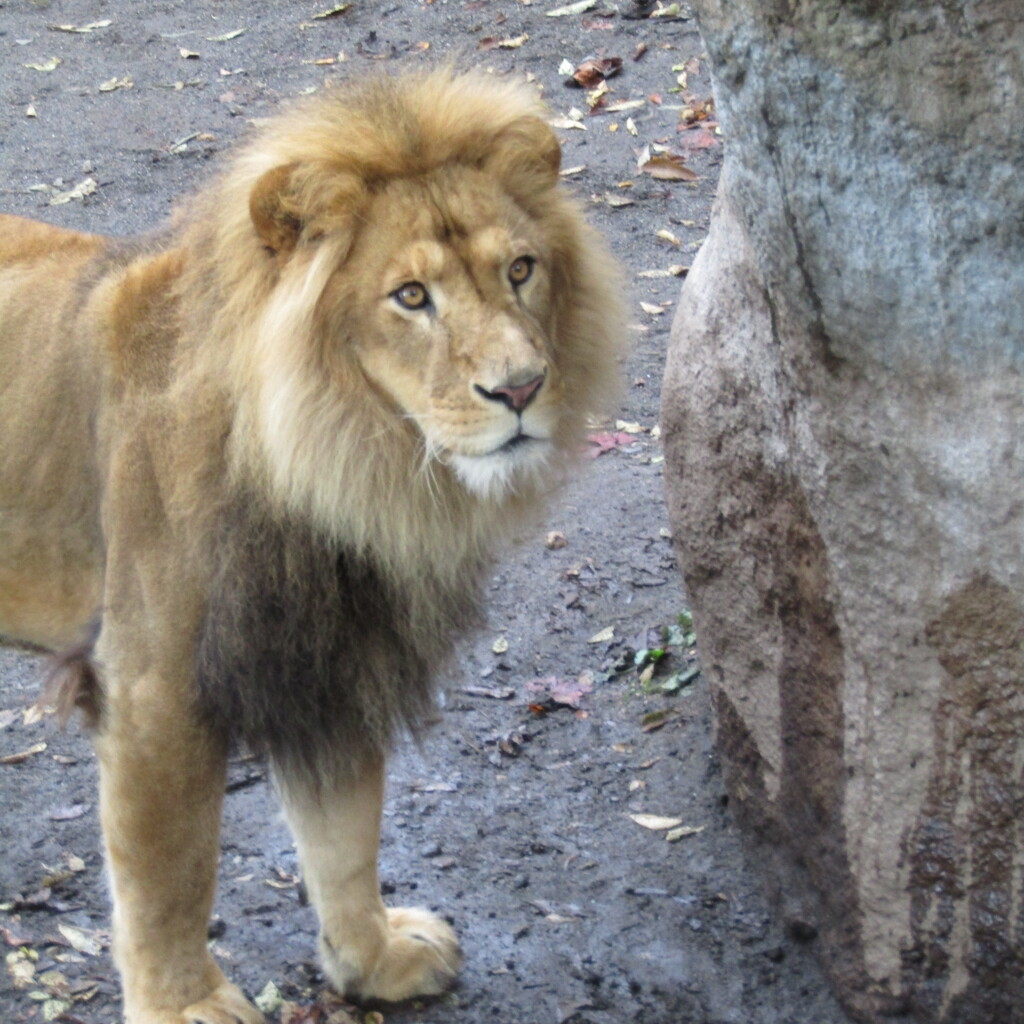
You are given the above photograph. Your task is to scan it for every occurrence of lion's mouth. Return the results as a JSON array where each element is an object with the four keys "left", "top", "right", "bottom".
[{"left": 497, "top": 432, "right": 535, "bottom": 454}]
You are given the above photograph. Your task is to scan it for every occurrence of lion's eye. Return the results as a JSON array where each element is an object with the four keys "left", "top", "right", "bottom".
[
  {"left": 393, "top": 281, "right": 430, "bottom": 310},
  {"left": 508, "top": 256, "right": 534, "bottom": 287}
]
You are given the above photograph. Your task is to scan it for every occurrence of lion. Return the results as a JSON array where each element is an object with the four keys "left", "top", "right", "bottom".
[{"left": 0, "top": 69, "right": 622, "bottom": 1023}]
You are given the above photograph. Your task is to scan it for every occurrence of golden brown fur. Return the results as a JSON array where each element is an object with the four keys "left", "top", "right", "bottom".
[{"left": 0, "top": 69, "right": 621, "bottom": 1023}]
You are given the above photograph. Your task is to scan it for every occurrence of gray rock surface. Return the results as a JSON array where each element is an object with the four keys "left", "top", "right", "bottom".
[{"left": 662, "top": 3, "right": 1024, "bottom": 1022}]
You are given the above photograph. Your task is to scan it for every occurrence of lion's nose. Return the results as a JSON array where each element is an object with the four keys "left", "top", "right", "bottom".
[{"left": 474, "top": 374, "right": 545, "bottom": 413}]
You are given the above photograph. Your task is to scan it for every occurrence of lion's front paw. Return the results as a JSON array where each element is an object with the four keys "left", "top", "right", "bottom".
[
  {"left": 179, "top": 981, "right": 265, "bottom": 1024},
  {"left": 322, "top": 906, "right": 461, "bottom": 1004}
]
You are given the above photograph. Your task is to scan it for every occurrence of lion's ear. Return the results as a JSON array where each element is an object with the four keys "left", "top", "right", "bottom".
[
  {"left": 483, "top": 115, "right": 561, "bottom": 200},
  {"left": 249, "top": 163, "right": 303, "bottom": 255}
]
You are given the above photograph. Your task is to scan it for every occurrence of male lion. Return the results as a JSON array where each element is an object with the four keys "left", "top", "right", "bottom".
[{"left": 0, "top": 70, "right": 621, "bottom": 1022}]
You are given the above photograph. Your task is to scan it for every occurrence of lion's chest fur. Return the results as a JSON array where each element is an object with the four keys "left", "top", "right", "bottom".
[{"left": 194, "top": 492, "right": 482, "bottom": 778}]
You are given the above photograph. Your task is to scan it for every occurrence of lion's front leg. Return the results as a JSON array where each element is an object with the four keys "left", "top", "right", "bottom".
[
  {"left": 95, "top": 682, "right": 263, "bottom": 1024},
  {"left": 277, "top": 756, "right": 461, "bottom": 1003}
]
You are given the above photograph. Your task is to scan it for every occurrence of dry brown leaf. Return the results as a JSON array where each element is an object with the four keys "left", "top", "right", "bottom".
[
  {"left": 567, "top": 57, "right": 622, "bottom": 88},
  {"left": 640, "top": 154, "right": 698, "bottom": 181}
]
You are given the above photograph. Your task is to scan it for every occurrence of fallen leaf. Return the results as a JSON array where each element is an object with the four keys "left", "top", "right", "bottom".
[
  {"left": 478, "top": 33, "right": 529, "bottom": 50},
  {"left": 656, "top": 228, "right": 682, "bottom": 246},
  {"left": 49, "top": 178, "right": 97, "bottom": 205},
  {"left": 42, "top": 997, "right": 74, "bottom": 1020},
  {"left": 546, "top": 0, "right": 598, "bottom": 15},
  {"left": 461, "top": 685, "right": 514, "bottom": 700},
  {"left": 545, "top": 531, "right": 568, "bottom": 549},
  {"left": 604, "top": 98, "right": 646, "bottom": 114},
  {"left": 25, "top": 104, "right": 37, "bottom": 118},
  {"left": 640, "top": 302, "right": 665, "bottom": 315},
  {"left": 6, "top": 950, "right": 35, "bottom": 989},
  {"left": 206, "top": 28, "right": 246, "bottom": 40},
  {"left": 254, "top": 980, "right": 282, "bottom": 1014},
  {"left": 57, "top": 924, "right": 105, "bottom": 956},
  {"left": 411, "top": 779, "right": 459, "bottom": 792},
  {"left": 24, "top": 57, "right": 62, "bottom": 72},
  {"left": 633, "top": 41, "right": 648, "bottom": 60},
  {"left": 179, "top": 48, "right": 201, "bottom": 59},
  {"left": 651, "top": 1, "right": 683, "bottom": 15},
  {"left": 666, "top": 824, "right": 706, "bottom": 842},
  {"left": 566, "top": 57, "right": 622, "bottom": 88},
  {"left": 49, "top": 803, "right": 90, "bottom": 821},
  {"left": 625, "top": 117, "right": 638, "bottom": 136},
  {"left": 680, "top": 96, "right": 716, "bottom": 124},
  {"left": 23, "top": 702, "right": 49, "bottom": 726},
  {"left": 641, "top": 709, "right": 681, "bottom": 732},
  {"left": 595, "top": 193, "right": 635, "bottom": 208},
  {"left": 312, "top": 3, "right": 352, "bottom": 17},
  {"left": 2, "top": 925, "right": 32, "bottom": 947},
  {"left": 525, "top": 673, "right": 593, "bottom": 708},
  {"left": 640, "top": 153, "right": 698, "bottom": 181},
  {"left": 49, "top": 20, "right": 112, "bottom": 33},
  {"left": 636, "top": 265, "right": 687, "bottom": 278},
  {"left": 491, "top": 635, "right": 509, "bottom": 655},
  {"left": 548, "top": 116, "right": 587, "bottom": 131},
  {"left": 0, "top": 742, "right": 47, "bottom": 765},
  {"left": 629, "top": 813, "right": 683, "bottom": 831},
  {"left": 98, "top": 76, "right": 132, "bottom": 92},
  {"left": 615, "top": 420, "right": 645, "bottom": 434},
  {"left": 676, "top": 126, "right": 719, "bottom": 150},
  {"left": 585, "top": 80, "right": 609, "bottom": 110},
  {"left": 588, "top": 625, "right": 614, "bottom": 644},
  {"left": 586, "top": 430, "right": 636, "bottom": 455}
]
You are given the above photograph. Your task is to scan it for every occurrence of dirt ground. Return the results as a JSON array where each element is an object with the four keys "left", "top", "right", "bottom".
[{"left": 0, "top": 3, "right": 853, "bottom": 1023}]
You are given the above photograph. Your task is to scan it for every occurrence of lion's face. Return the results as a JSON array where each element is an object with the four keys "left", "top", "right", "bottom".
[
  {"left": 323, "top": 169, "right": 563, "bottom": 498},
  {"left": 229, "top": 74, "right": 620, "bottom": 556}
]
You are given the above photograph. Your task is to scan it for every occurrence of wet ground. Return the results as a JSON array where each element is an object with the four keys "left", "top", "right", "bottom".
[{"left": 0, "top": 3, "right": 852, "bottom": 1023}]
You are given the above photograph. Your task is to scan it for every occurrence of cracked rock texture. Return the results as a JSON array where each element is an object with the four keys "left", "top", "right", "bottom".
[{"left": 661, "top": 3, "right": 1024, "bottom": 1023}]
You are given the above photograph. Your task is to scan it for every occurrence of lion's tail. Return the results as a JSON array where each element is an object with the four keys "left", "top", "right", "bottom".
[{"left": 41, "top": 617, "right": 103, "bottom": 729}]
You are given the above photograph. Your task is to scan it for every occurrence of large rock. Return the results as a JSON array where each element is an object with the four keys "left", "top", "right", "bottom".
[{"left": 661, "top": 4, "right": 1024, "bottom": 1022}]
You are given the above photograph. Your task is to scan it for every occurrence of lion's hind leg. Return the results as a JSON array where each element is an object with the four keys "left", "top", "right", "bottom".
[{"left": 277, "top": 756, "right": 461, "bottom": 1003}]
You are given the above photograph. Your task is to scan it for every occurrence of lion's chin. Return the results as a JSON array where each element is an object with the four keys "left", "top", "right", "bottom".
[{"left": 448, "top": 437, "right": 556, "bottom": 501}]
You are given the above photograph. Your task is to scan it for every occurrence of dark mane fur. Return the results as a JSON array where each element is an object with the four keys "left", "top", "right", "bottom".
[{"left": 195, "top": 492, "right": 481, "bottom": 782}]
